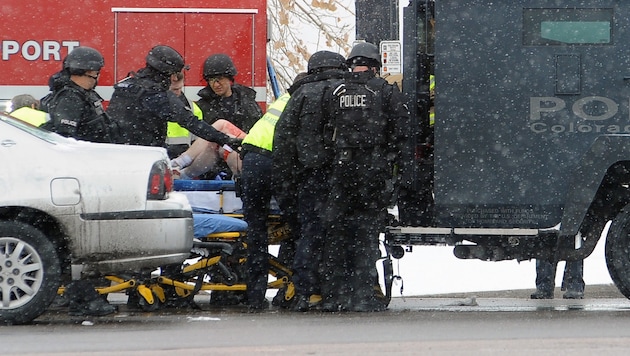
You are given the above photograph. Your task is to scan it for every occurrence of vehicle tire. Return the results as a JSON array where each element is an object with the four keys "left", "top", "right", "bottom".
[
  {"left": 0, "top": 221, "right": 61, "bottom": 324},
  {"left": 606, "top": 205, "right": 630, "bottom": 299}
]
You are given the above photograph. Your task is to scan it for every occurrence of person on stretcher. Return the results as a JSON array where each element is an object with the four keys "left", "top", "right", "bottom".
[{"left": 171, "top": 119, "right": 246, "bottom": 179}]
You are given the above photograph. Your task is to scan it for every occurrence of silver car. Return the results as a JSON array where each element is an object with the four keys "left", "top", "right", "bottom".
[{"left": 0, "top": 113, "right": 193, "bottom": 324}]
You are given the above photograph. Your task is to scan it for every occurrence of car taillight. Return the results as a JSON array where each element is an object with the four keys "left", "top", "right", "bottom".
[
  {"left": 164, "top": 168, "right": 173, "bottom": 192},
  {"left": 147, "top": 160, "right": 173, "bottom": 200}
]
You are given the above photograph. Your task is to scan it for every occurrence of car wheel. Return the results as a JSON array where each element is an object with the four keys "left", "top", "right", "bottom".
[
  {"left": 0, "top": 221, "right": 61, "bottom": 325},
  {"left": 606, "top": 205, "right": 630, "bottom": 299}
]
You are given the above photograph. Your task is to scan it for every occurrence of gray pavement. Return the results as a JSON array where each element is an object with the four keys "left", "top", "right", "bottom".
[
  {"left": 12, "top": 284, "right": 630, "bottom": 356},
  {"left": 413, "top": 283, "right": 625, "bottom": 299},
  {"left": 93, "top": 283, "right": 628, "bottom": 314}
]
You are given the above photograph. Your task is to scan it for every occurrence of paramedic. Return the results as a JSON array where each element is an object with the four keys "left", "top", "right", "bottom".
[
  {"left": 240, "top": 72, "right": 307, "bottom": 311},
  {"left": 107, "top": 45, "right": 239, "bottom": 149},
  {"left": 321, "top": 42, "right": 410, "bottom": 312},
  {"left": 40, "top": 46, "right": 117, "bottom": 143},
  {"left": 40, "top": 46, "right": 117, "bottom": 317},
  {"left": 273, "top": 52, "right": 348, "bottom": 312},
  {"left": 8, "top": 94, "right": 49, "bottom": 127}
]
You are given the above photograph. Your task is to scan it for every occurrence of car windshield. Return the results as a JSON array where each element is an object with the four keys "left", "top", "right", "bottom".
[{"left": 0, "top": 112, "right": 70, "bottom": 144}]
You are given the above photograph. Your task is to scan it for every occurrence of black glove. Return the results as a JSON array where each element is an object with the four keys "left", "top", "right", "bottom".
[{"left": 225, "top": 137, "right": 243, "bottom": 153}]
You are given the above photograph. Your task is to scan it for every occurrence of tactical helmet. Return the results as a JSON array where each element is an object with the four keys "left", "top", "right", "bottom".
[
  {"left": 347, "top": 42, "right": 381, "bottom": 67},
  {"left": 64, "top": 46, "right": 104, "bottom": 71},
  {"left": 307, "top": 51, "right": 346, "bottom": 74},
  {"left": 203, "top": 54, "right": 237, "bottom": 80},
  {"left": 146, "top": 45, "right": 188, "bottom": 74}
]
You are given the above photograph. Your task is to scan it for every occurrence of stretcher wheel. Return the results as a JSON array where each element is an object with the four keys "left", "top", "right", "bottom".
[
  {"left": 127, "top": 287, "right": 162, "bottom": 311},
  {"left": 138, "top": 291, "right": 161, "bottom": 312}
]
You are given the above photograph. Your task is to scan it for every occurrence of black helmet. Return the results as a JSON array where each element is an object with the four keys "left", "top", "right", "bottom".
[
  {"left": 203, "top": 54, "right": 237, "bottom": 80},
  {"left": 64, "top": 46, "right": 104, "bottom": 71},
  {"left": 146, "top": 45, "right": 188, "bottom": 74},
  {"left": 347, "top": 42, "right": 381, "bottom": 67},
  {"left": 307, "top": 51, "right": 346, "bottom": 74}
]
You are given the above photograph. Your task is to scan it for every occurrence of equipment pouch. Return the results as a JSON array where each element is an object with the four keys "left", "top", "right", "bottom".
[
  {"left": 338, "top": 148, "right": 353, "bottom": 163},
  {"left": 233, "top": 175, "right": 242, "bottom": 197}
]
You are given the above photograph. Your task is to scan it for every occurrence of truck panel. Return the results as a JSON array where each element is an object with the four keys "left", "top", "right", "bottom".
[{"left": 433, "top": 0, "right": 629, "bottom": 228}]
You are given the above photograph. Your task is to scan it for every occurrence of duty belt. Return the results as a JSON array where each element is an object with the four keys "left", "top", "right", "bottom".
[{"left": 242, "top": 143, "right": 272, "bottom": 158}]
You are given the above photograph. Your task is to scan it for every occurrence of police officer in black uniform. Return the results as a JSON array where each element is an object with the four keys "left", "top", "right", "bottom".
[
  {"left": 41, "top": 46, "right": 117, "bottom": 143},
  {"left": 321, "top": 42, "right": 410, "bottom": 312},
  {"left": 107, "top": 45, "right": 238, "bottom": 149},
  {"left": 273, "top": 51, "right": 348, "bottom": 312},
  {"left": 40, "top": 46, "right": 118, "bottom": 316},
  {"left": 196, "top": 54, "right": 263, "bottom": 133}
]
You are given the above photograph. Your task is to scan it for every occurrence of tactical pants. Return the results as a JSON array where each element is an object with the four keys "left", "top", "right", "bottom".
[
  {"left": 321, "top": 158, "right": 387, "bottom": 307},
  {"left": 241, "top": 152, "right": 273, "bottom": 307},
  {"left": 535, "top": 259, "right": 585, "bottom": 294},
  {"left": 322, "top": 207, "right": 383, "bottom": 306},
  {"left": 291, "top": 168, "right": 330, "bottom": 297}
]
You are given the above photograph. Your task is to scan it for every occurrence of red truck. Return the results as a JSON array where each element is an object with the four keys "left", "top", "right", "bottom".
[{"left": 0, "top": 0, "right": 268, "bottom": 111}]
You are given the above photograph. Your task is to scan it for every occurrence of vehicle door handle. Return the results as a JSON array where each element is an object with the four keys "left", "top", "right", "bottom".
[{"left": 1, "top": 140, "right": 17, "bottom": 147}]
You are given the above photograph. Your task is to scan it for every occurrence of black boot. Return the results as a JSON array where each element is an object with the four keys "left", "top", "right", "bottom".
[
  {"left": 69, "top": 298, "right": 117, "bottom": 316},
  {"left": 291, "top": 295, "right": 310, "bottom": 312},
  {"left": 348, "top": 296, "right": 387, "bottom": 312},
  {"left": 530, "top": 289, "right": 554, "bottom": 299},
  {"left": 66, "top": 280, "right": 117, "bottom": 316}
]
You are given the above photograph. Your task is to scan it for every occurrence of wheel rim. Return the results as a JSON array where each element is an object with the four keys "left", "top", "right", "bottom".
[{"left": 0, "top": 237, "right": 44, "bottom": 309}]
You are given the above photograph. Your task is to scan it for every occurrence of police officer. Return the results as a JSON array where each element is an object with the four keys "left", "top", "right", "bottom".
[
  {"left": 197, "top": 54, "right": 263, "bottom": 133},
  {"left": 40, "top": 46, "right": 117, "bottom": 316},
  {"left": 273, "top": 51, "right": 348, "bottom": 312},
  {"left": 41, "top": 46, "right": 117, "bottom": 143},
  {"left": 107, "top": 45, "right": 238, "bottom": 149},
  {"left": 321, "top": 42, "right": 410, "bottom": 312},
  {"left": 240, "top": 72, "right": 307, "bottom": 311}
]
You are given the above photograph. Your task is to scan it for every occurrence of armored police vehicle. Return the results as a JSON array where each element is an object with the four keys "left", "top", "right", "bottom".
[{"left": 385, "top": 0, "right": 630, "bottom": 298}]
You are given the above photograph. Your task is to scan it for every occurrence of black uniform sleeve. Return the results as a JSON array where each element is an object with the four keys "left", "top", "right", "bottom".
[
  {"left": 385, "top": 83, "right": 414, "bottom": 186},
  {"left": 44, "top": 89, "right": 86, "bottom": 139},
  {"left": 240, "top": 99, "right": 263, "bottom": 133},
  {"left": 272, "top": 93, "right": 302, "bottom": 208},
  {"left": 234, "top": 84, "right": 264, "bottom": 133},
  {"left": 166, "top": 92, "right": 232, "bottom": 146}
]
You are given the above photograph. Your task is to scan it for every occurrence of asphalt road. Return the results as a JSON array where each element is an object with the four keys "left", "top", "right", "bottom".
[{"left": 2, "top": 285, "right": 630, "bottom": 355}]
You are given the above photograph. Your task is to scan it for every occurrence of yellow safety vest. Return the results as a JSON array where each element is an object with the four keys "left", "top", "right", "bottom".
[
  {"left": 10, "top": 107, "right": 49, "bottom": 127},
  {"left": 242, "top": 93, "right": 290, "bottom": 151},
  {"left": 167, "top": 101, "right": 203, "bottom": 145}
]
